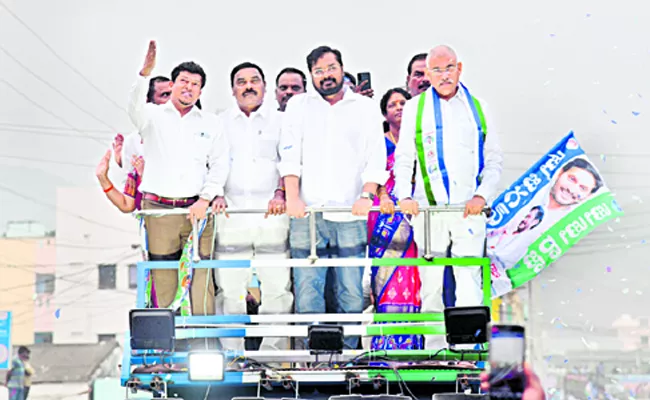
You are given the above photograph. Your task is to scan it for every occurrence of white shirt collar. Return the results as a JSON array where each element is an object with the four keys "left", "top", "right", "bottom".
[
  {"left": 162, "top": 100, "right": 203, "bottom": 118},
  {"left": 307, "top": 85, "right": 359, "bottom": 105},
  {"left": 230, "top": 100, "right": 270, "bottom": 120}
]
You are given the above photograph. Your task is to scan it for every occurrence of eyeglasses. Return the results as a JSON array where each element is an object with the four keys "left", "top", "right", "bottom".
[
  {"left": 427, "top": 64, "right": 458, "bottom": 75},
  {"left": 312, "top": 64, "right": 340, "bottom": 78}
]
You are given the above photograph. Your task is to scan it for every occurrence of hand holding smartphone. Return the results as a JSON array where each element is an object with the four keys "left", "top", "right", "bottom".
[
  {"left": 488, "top": 324, "right": 526, "bottom": 400},
  {"left": 357, "top": 72, "right": 371, "bottom": 92}
]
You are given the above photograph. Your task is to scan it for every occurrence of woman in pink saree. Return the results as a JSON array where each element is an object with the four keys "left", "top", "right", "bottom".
[{"left": 368, "top": 88, "right": 423, "bottom": 350}]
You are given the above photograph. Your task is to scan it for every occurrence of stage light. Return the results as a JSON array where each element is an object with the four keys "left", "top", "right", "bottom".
[
  {"left": 129, "top": 309, "right": 175, "bottom": 351},
  {"left": 188, "top": 351, "right": 225, "bottom": 381},
  {"left": 308, "top": 325, "right": 344, "bottom": 354},
  {"left": 443, "top": 306, "right": 491, "bottom": 346}
]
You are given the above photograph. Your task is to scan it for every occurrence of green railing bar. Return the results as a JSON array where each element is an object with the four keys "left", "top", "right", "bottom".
[
  {"left": 372, "top": 257, "right": 489, "bottom": 267},
  {"left": 366, "top": 325, "right": 445, "bottom": 336},
  {"left": 373, "top": 313, "right": 445, "bottom": 322},
  {"left": 368, "top": 368, "right": 481, "bottom": 382},
  {"left": 361, "top": 349, "right": 488, "bottom": 361}
]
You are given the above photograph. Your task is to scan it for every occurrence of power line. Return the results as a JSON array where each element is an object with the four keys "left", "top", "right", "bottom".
[
  {"left": 0, "top": 78, "right": 108, "bottom": 147},
  {"left": 0, "top": 122, "right": 113, "bottom": 134},
  {"left": 0, "top": 0, "right": 128, "bottom": 115},
  {"left": 0, "top": 183, "right": 137, "bottom": 235},
  {"left": 0, "top": 44, "right": 120, "bottom": 132},
  {"left": 0, "top": 127, "right": 108, "bottom": 141},
  {"left": 8, "top": 250, "right": 140, "bottom": 323},
  {"left": 0, "top": 154, "right": 95, "bottom": 168}
]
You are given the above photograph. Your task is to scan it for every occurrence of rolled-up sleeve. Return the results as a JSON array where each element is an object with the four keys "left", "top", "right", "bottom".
[
  {"left": 394, "top": 97, "right": 418, "bottom": 200},
  {"left": 474, "top": 100, "right": 503, "bottom": 203},
  {"left": 128, "top": 75, "right": 154, "bottom": 136},
  {"left": 201, "top": 116, "right": 230, "bottom": 199},
  {"left": 278, "top": 96, "right": 303, "bottom": 177},
  {"left": 360, "top": 102, "right": 388, "bottom": 185}
]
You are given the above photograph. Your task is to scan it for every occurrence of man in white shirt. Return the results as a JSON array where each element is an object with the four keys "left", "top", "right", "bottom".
[
  {"left": 127, "top": 40, "right": 230, "bottom": 318},
  {"left": 405, "top": 53, "right": 431, "bottom": 97},
  {"left": 279, "top": 45, "right": 388, "bottom": 350},
  {"left": 113, "top": 76, "right": 172, "bottom": 170},
  {"left": 275, "top": 67, "right": 307, "bottom": 112},
  {"left": 395, "top": 45, "right": 503, "bottom": 349},
  {"left": 213, "top": 62, "right": 292, "bottom": 352}
]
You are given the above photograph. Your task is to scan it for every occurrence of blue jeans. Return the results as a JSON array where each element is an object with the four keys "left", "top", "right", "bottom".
[{"left": 291, "top": 214, "right": 367, "bottom": 350}]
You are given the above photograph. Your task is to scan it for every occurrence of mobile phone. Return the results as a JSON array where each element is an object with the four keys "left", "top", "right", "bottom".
[
  {"left": 488, "top": 324, "right": 526, "bottom": 400},
  {"left": 357, "top": 72, "right": 371, "bottom": 91}
]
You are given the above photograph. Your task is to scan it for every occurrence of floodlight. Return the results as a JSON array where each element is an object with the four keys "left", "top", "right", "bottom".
[
  {"left": 188, "top": 351, "right": 225, "bottom": 381},
  {"left": 443, "top": 306, "right": 491, "bottom": 346},
  {"left": 129, "top": 309, "right": 175, "bottom": 351},
  {"left": 308, "top": 325, "right": 344, "bottom": 354}
]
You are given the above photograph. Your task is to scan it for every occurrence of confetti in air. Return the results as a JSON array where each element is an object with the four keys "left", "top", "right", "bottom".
[
  {"left": 54, "top": 309, "right": 61, "bottom": 319},
  {"left": 586, "top": 13, "right": 591, "bottom": 17},
  {"left": 600, "top": 154, "right": 606, "bottom": 162},
  {"left": 632, "top": 111, "right": 640, "bottom": 116},
  {"left": 611, "top": 120, "right": 618, "bottom": 124},
  {"left": 468, "top": 229, "right": 474, "bottom": 235},
  {"left": 606, "top": 266, "right": 612, "bottom": 273},
  {"left": 549, "top": 33, "right": 556, "bottom": 38}
]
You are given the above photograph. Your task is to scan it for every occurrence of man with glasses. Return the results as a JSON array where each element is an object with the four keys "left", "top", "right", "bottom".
[
  {"left": 278, "top": 45, "right": 387, "bottom": 350},
  {"left": 393, "top": 45, "right": 503, "bottom": 349}
]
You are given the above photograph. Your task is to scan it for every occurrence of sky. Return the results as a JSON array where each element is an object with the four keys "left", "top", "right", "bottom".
[{"left": 0, "top": 0, "right": 649, "bottom": 352}]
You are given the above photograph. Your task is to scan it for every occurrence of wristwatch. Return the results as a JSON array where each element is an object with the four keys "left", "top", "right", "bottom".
[{"left": 360, "top": 192, "right": 376, "bottom": 202}]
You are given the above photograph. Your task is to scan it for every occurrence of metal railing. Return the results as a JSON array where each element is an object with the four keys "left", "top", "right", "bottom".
[{"left": 136, "top": 205, "right": 490, "bottom": 263}]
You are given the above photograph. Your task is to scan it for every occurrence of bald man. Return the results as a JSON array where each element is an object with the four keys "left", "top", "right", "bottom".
[{"left": 392, "top": 45, "right": 503, "bottom": 349}]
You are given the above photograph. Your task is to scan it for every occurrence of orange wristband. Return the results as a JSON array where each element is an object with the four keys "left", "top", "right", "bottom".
[{"left": 103, "top": 184, "right": 114, "bottom": 193}]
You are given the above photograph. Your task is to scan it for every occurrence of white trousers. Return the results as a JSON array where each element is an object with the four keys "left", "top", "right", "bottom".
[
  {"left": 412, "top": 212, "right": 486, "bottom": 349},
  {"left": 215, "top": 212, "right": 293, "bottom": 352}
]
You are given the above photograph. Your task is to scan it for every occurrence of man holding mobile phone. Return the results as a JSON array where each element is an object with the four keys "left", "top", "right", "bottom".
[{"left": 279, "top": 45, "right": 387, "bottom": 350}]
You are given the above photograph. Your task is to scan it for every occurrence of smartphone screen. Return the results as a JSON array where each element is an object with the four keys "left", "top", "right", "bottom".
[
  {"left": 357, "top": 72, "right": 371, "bottom": 91},
  {"left": 488, "top": 324, "right": 526, "bottom": 400}
]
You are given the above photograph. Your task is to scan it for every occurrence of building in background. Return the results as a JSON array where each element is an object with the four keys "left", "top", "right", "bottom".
[
  {"left": 612, "top": 315, "right": 650, "bottom": 351},
  {"left": 0, "top": 221, "right": 56, "bottom": 345},
  {"left": 53, "top": 187, "right": 141, "bottom": 345},
  {"left": 0, "top": 340, "right": 123, "bottom": 400}
]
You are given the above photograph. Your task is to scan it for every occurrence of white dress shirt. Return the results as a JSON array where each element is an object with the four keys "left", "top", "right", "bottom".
[
  {"left": 128, "top": 75, "right": 229, "bottom": 200},
  {"left": 394, "top": 85, "right": 503, "bottom": 206},
  {"left": 220, "top": 102, "right": 282, "bottom": 208},
  {"left": 278, "top": 89, "right": 388, "bottom": 221}
]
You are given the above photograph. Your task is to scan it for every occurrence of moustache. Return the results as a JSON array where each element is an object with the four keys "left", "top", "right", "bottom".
[
  {"left": 320, "top": 77, "right": 336, "bottom": 86},
  {"left": 243, "top": 89, "right": 258, "bottom": 97},
  {"left": 282, "top": 93, "right": 294, "bottom": 102},
  {"left": 419, "top": 81, "right": 431, "bottom": 90}
]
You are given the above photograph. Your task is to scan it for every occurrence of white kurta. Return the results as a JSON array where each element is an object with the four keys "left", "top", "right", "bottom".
[
  {"left": 215, "top": 103, "right": 292, "bottom": 353},
  {"left": 394, "top": 85, "right": 503, "bottom": 350}
]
